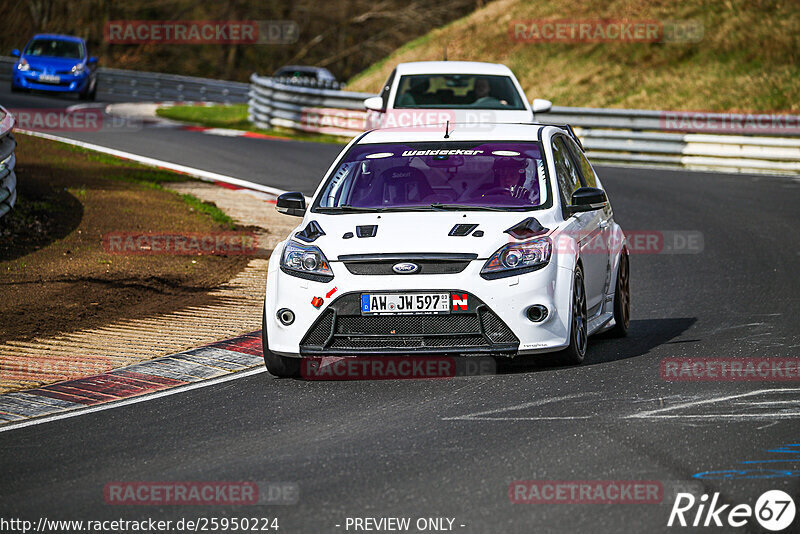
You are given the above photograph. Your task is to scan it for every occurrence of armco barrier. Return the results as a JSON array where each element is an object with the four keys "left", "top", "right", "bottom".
[
  {"left": 0, "top": 106, "right": 17, "bottom": 219},
  {"left": 1, "top": 56, "right": 248, "bottom": 103},
  {"left": 248, "top": 73, "right": 800, "bottom": 175},
  {"left": 249, "top": 74, "right": 373, "bottom": 137}
]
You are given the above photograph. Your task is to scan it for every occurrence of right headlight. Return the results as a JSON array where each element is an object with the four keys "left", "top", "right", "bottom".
[
  {"left": 17, "top": 59, "right": 30, "bottom": 71},
  {"left": 481, "top": 237, "right": 552, "bottom": 279},
  {"left": 280, "top": 240, "right": 334, "bottom": 282}
]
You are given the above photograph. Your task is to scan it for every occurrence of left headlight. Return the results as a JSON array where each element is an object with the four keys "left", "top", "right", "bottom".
[
  {"left": 17, "top": 59, "right": 30, "bottom": 71},
  {"left": 71, "top": 63, "right": 85, "bottom": 75},
  {"left": 481, "top": 237, "right": 552, "bottom": 279},
  {"left": 280, "top": 240, "right": 334, "bottom": 282}
]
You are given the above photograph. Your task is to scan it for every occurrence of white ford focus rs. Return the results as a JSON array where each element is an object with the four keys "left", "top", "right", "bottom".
[{"left": 262, "top": 123, "right": 630, "bottom": 377}]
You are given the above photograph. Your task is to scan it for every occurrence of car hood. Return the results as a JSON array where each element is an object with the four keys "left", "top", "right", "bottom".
[
  {"left": 22, "top": 56, "right": 82, "bottom": 72},
  {"left": 295, "top": 211, "right": 557, "bottom": 260}
]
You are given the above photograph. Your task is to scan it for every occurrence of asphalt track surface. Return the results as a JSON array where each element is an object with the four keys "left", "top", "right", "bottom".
[{"left": 2, "top": 87, "right": 800, "bottom": 533}]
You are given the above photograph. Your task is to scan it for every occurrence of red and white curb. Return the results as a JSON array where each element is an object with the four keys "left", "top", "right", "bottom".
[
  {"left": 0, "top": 331, "right": 267, "bottom": 431},
  {"left": 178, "top": 124, "right": 291, "bottom": 141},
  {"left": 104, "top": 101, "right": 292, "bottom": 141}
]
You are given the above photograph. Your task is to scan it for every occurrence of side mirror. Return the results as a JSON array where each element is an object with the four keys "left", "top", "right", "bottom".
[
  {"left": 532, "top": 98, "right": 552, "bottom": 114},
  {"left": 87, "top": 56, "right": 98, "bottom": 65},
  {"left": 363, "top": 96, "right": 384, "bottom": 112},
  {"left": 11, "top": 49, "right": 20, "bottom": 57},
  {"left": 276, "top": 192, "right": 306, "bottom": 217},
  {"left": 568, "top": 187, "right": 607, "bottom": 214}
]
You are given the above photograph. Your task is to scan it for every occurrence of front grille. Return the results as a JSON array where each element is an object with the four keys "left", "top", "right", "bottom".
[
  {"left": 343, "top": 260, "right": 471, "bottom": 275},
  {"left": 337, "top": 314, "right": 480, "bottom": 335},
  {"left": 303, "top": 310, "right": 334, "bottom": 345},
  {"left": 300, "top": 291, "right": 518, "bottom": 355},
  {"left": 339, "top": 253, "right": 477, "bottom": 276},
  {"left": 479, "top": 308, "right": 519, "bottom": 343}
]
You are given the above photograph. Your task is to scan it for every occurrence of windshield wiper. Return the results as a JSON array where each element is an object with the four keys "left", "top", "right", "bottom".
[
  {"left": 317, "top": 205, "right": 430, "bottom": 213},
  {"left": 321, "top": 205, "right": 380, "bottom": 212},
  {"left": 429, "top": 203, "right": 508, "bottom": 211}
]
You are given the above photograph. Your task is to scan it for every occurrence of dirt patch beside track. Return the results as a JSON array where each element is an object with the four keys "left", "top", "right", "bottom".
[{"left": 0, "top": 135, "right": 250, "bottom": 344}]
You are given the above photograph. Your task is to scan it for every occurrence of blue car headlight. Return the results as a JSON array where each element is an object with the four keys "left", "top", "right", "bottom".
[
  {"left": 481, "top": 237, "right": 552, "bottom": 279},
  {"left": 17, "top": 59, "right": 30, "bottom": 71},
  {"left": 71, "top": 63, "right": 85, "bottom": 75},
  {"left": 280, "top": 240, "right": 334, "bottom": 282}
]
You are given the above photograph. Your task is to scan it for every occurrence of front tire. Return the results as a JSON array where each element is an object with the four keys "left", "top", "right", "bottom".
[
  {"left": 607, "top": 250, "right": 630, "bottom": 337},
  {"left": 262, "top": 310, "right": 300, "bottom": 378},
  {"left": 558, "top": 267, "right": 588, "bottom": 365}
]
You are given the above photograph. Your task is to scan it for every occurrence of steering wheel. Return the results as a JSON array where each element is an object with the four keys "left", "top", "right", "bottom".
[{"left": 481, "top": 186, "right": 511, "bottom": 197}]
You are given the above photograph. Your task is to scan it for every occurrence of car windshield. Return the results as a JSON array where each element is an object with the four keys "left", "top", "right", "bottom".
[
  {"left": 24, "top": 39, "right": 83, "bottom": 59},
  {"left": 276, "top": 67, "right": 319, "bottom": 78},
  {"left": 314, "top": 141, "right": 548, "bottom": 212},
  {"left": 393, "top": 74, "right": 526, "bottom": 110}
]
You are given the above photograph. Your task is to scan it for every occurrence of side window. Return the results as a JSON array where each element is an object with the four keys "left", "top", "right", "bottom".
[
  {"left": 551, "top": 136, "right": 582, "bottom": 207},
  {"left": 565, "top": 138, "right": 598, "bottom": 188},
  {"left": 380, "top": 69, "right": 396, "bottom": 109}
]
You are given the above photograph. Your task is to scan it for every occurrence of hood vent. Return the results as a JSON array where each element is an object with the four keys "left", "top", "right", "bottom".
[
  {"left": 356, "top": 225, "right": 378, "bottom": 238},
  {"left": 448, "top": 223, "right": 479, "bottom": 236},
  {"left": 295, "top": 220, "right": 325, "bottom": 243},
  {"left": 505, "top": 217, "right": 548, "bottom": 240}
]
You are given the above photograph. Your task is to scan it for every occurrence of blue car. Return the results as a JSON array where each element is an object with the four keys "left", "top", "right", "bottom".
[{"left": 11, "top": 34, "right": 98, "bottom": 100}]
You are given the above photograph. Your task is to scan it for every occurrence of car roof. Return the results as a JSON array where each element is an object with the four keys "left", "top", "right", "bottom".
[
  {"left": 394, "top": 61, "right": 515, "bottom": 76},
  {"left": 357, "top": 123, "right": 555, "bottom": 144},
  {"left": 31, "top": 33, "right": 84, "bottom": 43},
  {"left": 276, "top": 65, "right": 329, "bottom": 72}
]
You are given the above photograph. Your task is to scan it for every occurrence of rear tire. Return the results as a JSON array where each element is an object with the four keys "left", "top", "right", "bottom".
[
  {"left": 262, "top": 310, "right": 300, "bottom": 378},
  {"left": 558, "top": 267, "right": 588, "bottom": 365},
  {"left": 607, "top": 251, "right": 630, "bottom": 337}
]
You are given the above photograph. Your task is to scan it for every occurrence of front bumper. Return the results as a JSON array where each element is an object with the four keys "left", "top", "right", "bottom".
[
  {"left": 13, "top": 70, "right": 90, "bottom": 93},
  {"left": 299, "top": 290, "right": 519, "bottom": 356},
  {"left": 265, "top": 247, "right": 575, "bottom": 358}
]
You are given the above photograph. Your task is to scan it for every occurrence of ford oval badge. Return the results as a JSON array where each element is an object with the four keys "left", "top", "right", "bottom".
[{"left": 392, "top": 262, "right": 419, "bottom": 274}]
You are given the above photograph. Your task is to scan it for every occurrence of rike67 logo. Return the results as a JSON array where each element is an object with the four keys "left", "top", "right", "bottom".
[{"left": 668, "top": 490, "right": 795, "bottom": 531}]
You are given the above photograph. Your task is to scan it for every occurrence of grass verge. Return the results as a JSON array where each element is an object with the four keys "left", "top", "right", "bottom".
[
  {"left": 156, "top": 104, "right": 348, "bottom": 144},
  {"left": 346, "top": 0, "right": 799, "bottom": 113}
]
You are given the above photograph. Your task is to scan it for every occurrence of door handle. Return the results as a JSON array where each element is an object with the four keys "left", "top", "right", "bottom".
[{"left": 599, "top": 220, "right": 610, "bottom": 229}]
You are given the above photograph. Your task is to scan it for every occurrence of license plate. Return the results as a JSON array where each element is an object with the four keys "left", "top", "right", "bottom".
[
  {"left": 361, "top": 293, "right": 450, "bottom": 314},
  {"left": 38, "top": 74, "right": 60, "bottom": 83}
]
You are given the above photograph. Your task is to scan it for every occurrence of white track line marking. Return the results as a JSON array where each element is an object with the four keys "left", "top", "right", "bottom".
[
  {"left": 14, "top": 129, "right": 288, "bottom": 197},
  {"left": 442, "top": 393, "right": 592, "bottom": 421},
  {"left": 0, "top": 367, "right": 269, "bottom": 434},
  {"left": 626, "top": 388, "right": 800, "bottom": 419}
]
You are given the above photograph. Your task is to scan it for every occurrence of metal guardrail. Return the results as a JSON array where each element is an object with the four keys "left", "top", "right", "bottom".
[
  {"left": 249, "top": 74, "right": 373, "bottom": 137},
  {"left": 248, "top": 73, "right": 800, "bottom": 175},
  {"left": 0, "top": 106, "right": 17, "bottom": 219},
  {"left": 0, "top": 56, "right": 248, "bottom": 103},
  {"left": 2, "top": 53, "right": 797, "bottom": 175}
]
